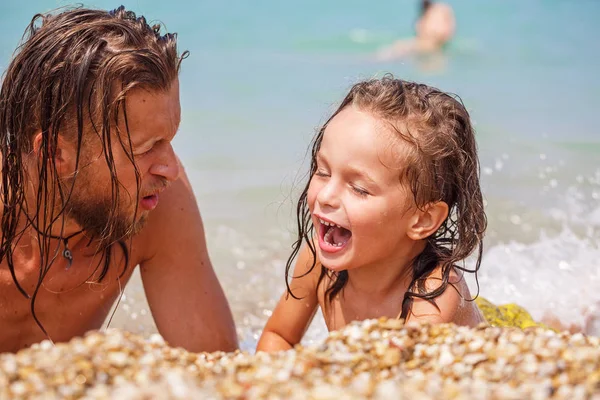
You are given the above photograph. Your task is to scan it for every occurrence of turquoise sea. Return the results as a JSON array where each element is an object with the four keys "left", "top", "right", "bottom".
[{"left": 1, "top": 0, "right": 599, "bottom": 350}]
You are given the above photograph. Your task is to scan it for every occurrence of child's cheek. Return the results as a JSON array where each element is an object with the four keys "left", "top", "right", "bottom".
[{"left": 306, "top": 183, "right": 318, "bottom": 211}]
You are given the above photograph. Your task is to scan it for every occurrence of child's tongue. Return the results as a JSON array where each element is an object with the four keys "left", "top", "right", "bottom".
[{"left": 325, "top": 225, "right": 352, "bottom": 245}]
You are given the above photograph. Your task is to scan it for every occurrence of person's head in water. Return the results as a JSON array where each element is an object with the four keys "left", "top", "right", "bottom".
[
  {"left": 420, "top": 0, "right": 433, "bottom": 16},
  {"left": 0, "top": 6, "right": 186, "bottom": 291},
  {"left": 286, "top": 75, "right": 486, "bottom": 318}
]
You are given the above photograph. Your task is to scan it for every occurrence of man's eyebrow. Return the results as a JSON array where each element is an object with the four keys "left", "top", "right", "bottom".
[{"left": 169, "top": 119, "right": 181, "bottom": 140}]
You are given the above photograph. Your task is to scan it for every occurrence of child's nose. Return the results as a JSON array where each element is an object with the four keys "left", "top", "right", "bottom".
[{"left": 316, "top": 181, "right": 340, "bottom": 209}]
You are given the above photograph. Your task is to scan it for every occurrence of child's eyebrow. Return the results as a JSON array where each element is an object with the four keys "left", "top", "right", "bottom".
[{"left": 345, "top": 164, "right": 378, "bottom": 185}]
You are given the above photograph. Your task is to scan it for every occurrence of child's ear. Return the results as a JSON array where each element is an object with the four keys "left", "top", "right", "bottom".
[
  {"left": 32, "top": 131, "right": 75, "bottom": 176},
  {"left": 407, "top": 201, "right": 449, "bottom": 240}
]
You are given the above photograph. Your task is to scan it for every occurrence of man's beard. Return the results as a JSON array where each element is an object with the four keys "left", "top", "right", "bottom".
[
  {"left": 60, "top": 173, "right": 159, "bottom": 246},
  {"left": 66, "top": 195, "right": 147, "bottom": 244},
  {"left": 64, "top": 186, "right": 148, "bottom": 245}
]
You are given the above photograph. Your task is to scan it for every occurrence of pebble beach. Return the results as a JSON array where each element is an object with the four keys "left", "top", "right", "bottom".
[{"left": 2, "top": 319, "right": 599, "bottom": 399}]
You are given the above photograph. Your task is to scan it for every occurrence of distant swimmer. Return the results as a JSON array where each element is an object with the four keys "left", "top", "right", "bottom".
[
  {"left": 377, "top": 0, "right": 456, "bottom": 60},
  {"left": 416, "top": 0, "right": 455, "bottom": 49}
]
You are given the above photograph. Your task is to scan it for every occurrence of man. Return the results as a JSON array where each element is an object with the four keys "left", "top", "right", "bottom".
[
  {"left": 376, "top": 0, "right": 456, "bottom": 60},
  {"left": 0, "top": 6, "right": 238, "bottom": 353}
]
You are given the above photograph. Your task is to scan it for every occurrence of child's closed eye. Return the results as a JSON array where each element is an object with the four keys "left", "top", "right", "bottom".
[
  {"left": 351, "top": 185, "right": 370, "bottom": 197},
  {"left": 314, "top": 169, "right": 330, "bottom": 177}
]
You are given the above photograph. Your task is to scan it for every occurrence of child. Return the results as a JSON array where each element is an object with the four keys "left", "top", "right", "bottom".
[{"left": 257, "top": 75, "right": 487, "bottom": 352}]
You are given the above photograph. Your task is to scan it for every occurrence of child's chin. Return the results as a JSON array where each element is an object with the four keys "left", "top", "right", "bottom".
[
  {"left": 324, "top": 265, "right": 348, "bottom": 274},
  {"left": 318, "top": 254, "right": 350, "bottom": 272}
]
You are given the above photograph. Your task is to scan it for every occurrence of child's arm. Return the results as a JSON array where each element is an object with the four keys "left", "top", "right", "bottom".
[{"left": 256, "top": 244, "right": 320, "bottom": 353}]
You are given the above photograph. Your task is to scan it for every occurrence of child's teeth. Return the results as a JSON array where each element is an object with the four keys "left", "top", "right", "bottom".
[{"left": 318, "top": 218, "right": 345, "bottom": 229}]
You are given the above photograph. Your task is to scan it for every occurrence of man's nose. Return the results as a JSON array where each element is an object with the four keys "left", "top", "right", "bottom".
[{"left": 149, "top": 143, "right": 180, "bottom": 182}]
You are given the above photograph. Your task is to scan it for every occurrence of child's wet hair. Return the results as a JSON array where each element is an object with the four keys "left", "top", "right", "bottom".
[{"left": 286, "top": 74, "right": 487, "bottom": 318}]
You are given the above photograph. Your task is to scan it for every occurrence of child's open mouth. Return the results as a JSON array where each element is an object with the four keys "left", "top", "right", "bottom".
[{"left": 317, "top": 217, "right": 352, "bottom": 253}]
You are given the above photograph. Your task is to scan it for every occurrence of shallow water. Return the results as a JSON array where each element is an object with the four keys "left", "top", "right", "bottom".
[{"left": 1, "top": 0, "right": 599, "bottom": 351}]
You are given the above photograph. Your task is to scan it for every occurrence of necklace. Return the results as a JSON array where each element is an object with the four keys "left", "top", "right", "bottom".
[
  {"left": 23, "top": 214, "right": 86, "bottom": 269},
  {"left": 44, "top": 230, "right": 85, "bottom": 269}
]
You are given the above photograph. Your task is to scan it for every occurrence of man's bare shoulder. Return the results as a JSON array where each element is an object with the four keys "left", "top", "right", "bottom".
[{"left": 130, "top": 169, "right": 238, "bottom": 351}]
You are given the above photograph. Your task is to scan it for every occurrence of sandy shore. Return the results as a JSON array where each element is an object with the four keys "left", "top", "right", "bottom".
[{"left": 1, "top": 319, "right": 599, "bottom": 399}]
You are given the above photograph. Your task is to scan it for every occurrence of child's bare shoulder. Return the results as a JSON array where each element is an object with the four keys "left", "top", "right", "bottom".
[
  {"left": 420, "top": 265, "right": 470, "bottom": 295},
  {"left": 407, "top": 266, "right": 478, "bottom": 325}
]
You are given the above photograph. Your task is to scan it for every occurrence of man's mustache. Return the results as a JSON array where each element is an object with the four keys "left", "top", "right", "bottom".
[{"left": 140, "top": 178, "right": 169, "bottom": 198}]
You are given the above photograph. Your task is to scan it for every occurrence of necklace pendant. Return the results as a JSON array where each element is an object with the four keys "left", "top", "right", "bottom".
[{"left": 63, "top": 248, "right": 73, "bottom": 270}]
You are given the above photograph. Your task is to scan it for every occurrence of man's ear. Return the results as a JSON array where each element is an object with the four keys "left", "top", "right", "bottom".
[
  {"left": 31, "top": 131, "right": 74, "bottom": 176},
  {"left": 407, "top": 201, "right": 449, "bottom": 240}
]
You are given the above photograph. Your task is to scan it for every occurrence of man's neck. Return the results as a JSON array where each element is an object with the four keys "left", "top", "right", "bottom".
[
  {"left": 10, "top": 207, "right": 90, "bottom": 261},
  {"left": 26, "top": 217, "right": 83, "bottom": 239}
]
